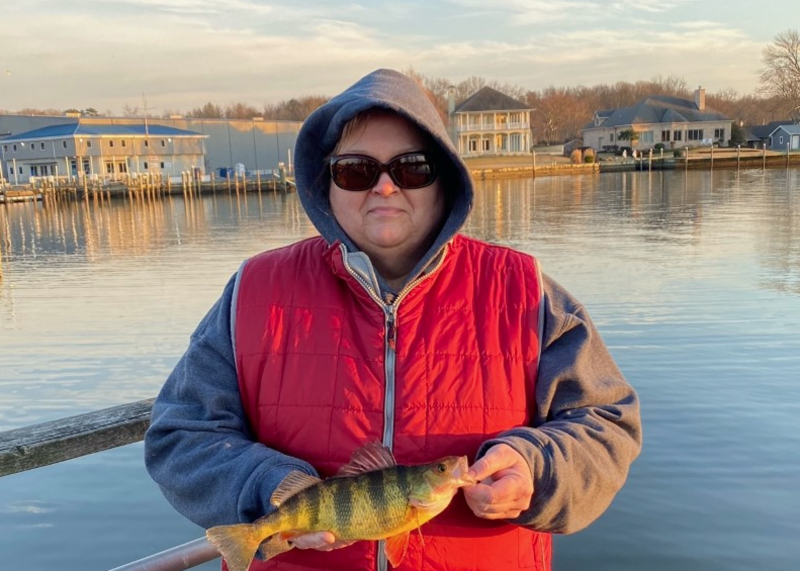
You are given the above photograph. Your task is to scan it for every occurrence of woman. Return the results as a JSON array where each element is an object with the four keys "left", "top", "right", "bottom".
[{"left": 145, "top": 69, "right": 641, "bottom": 571}]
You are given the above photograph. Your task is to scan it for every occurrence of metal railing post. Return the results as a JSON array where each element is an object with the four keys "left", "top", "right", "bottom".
[{"left": 107, "top": 538, "right": 219, "bottom": 571}]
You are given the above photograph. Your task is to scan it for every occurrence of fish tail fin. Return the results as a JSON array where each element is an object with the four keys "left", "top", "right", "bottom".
[{"left": 206, "top": 523, "right": 267, "bottom": 571}]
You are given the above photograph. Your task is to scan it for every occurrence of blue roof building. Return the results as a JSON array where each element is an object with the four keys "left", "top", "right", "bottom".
[{"left": 1, "top": 121, "right": 206, "bottom": 185}]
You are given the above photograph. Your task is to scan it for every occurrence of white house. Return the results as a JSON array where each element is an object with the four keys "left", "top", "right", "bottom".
[
  {"left": 0, "top": 122, "right": 206, "bottom": 185},
  {"left": 582, "top": 88, "right": 733, "bottom": 152},
  {"left": 449, "top": 87, "right": 532, "bottom": 156}
]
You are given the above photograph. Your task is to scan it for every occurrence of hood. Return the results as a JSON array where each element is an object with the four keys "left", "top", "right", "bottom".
[{"left": 294, "top": 69, "right": 474, "bottom": 283}]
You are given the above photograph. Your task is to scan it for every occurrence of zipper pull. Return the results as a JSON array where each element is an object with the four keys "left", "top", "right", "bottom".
[{"left": 386, "top": 309, "right": 397, "bottom": 351}]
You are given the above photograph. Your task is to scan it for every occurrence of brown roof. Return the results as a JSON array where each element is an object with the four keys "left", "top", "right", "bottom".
[{"left": 453, "top": 86, "right": 530, "bottom": 113}]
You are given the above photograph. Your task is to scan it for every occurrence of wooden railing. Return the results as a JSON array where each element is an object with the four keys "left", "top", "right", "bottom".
[{"left": 0, "top": 399, "right": 219, "bottom": 571}]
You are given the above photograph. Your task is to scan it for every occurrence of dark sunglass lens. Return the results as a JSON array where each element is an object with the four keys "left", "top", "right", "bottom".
[
  {"left": 332, "top": 158, "right": 378, "bottom": 190},
  {"left": 390, "top": 154, "right": 435, "bottom": 188}
]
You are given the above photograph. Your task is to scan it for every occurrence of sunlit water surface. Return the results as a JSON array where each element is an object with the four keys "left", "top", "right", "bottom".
[{"left": 1, "top": 168, "right": 799, "bottom": 571}]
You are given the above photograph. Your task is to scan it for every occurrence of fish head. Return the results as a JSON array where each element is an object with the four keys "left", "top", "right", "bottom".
[
  {"left": 406, "top": 456, "right": 476, "bottom": 517},
  {"left": 422, "top": 455, "right": 475, "bottom": 492}
]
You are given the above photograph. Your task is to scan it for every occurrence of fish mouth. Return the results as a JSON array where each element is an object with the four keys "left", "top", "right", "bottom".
[{"left": 452, "top": 456, "right": 475, "bottom": 486}]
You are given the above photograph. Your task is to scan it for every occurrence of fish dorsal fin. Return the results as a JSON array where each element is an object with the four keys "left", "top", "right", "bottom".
[
  {"left": 270, "top": 471, "right": 322, "bottom": 507},
  {"left": 337, "top": 441, "right": 397, "bottom": 476}
]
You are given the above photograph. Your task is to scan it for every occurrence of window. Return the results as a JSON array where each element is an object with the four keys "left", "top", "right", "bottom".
[
  {"left": 13, "top": 144, "right": 17, "bottom": 151},
  {"left": 106, "top": 163, "right": 114, "bottom": 174},
  {"left": 31, "top": 166, "right": 38, "bottom": 176},
  {"left": 687, "top": 129, "right": 704, "bottom": 141},
  {"left": 41, "top": 143, "right": 45, "bottom": 150},
  {"left": 119, "top": 162, "right": 128, "bottom": 173},
  {"left": 482, "top": 139, "right": 490, "bottom": 151},
  {"left": 160, "top": 161, "right": 165, "bottom": 168},
  {"left": 160, "top": 139, "right": 166, "bottom": 147},
  {"left": 674, "top": 130, "right": 682, "bottom": 141},
  {"left": 610, "top": 133, "right": 615, "bottom": 142},
  {"left": 109, "top": 140, "right": 114, "bottom": 147},
  {"left": 143, "top": 162, "right": 149, "bottom": 169},
  {"left": 121, "top": 140, "right": 127, "bottom": 147},
  {"left": 62, "top": 141, "right": 67, "bottom": 148},
  {"left": 469, "top": 140, "right": 477, "bottom": 152},
  {"left": 641, "top": 131, "right": 654, "bottom": 143},
  {"left": 87, "top": 140, "right": 92, "bottom": 148},
  {"left": 714, "top": 128, "right": 725, "bottom": 140},
  {"left": 779, "top": 136, "right": 784, "bottom": 144}
]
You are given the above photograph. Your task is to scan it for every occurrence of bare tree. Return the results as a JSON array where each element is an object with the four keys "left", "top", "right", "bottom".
[
  {"left": 187, "top": 102, "right": 224, "bottom": 118},
  {"left": 263, "top": 96, "right": 328, "bottom": 121},
  {"left": 122, "top": 103, "right": 141, "bottom": 117},
  {"left": 224, "top": 102, "right": 260, "bottom": 120},
  {"left": 760, "top": 29, "right": 800, "bottom": 113}
]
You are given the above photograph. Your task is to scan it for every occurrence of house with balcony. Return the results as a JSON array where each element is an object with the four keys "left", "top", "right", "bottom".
[
  {"left": 449, "top": 87, "right": 532, "bottom": 156},
  {"left": 0, "top": 122, "right": 206, "bottom": 185},
  {"left": 582, "top": 88, "right": 733, "bottom": 152}
]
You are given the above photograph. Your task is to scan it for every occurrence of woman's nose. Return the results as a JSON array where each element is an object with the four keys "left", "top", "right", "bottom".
[{"left": 371, "top": 172, "right": 398, "bottom": 196}]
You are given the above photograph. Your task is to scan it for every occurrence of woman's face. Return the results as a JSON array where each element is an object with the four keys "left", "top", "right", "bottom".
[{"left": 329, "top": 111, "right": 445, "bottom": 280}]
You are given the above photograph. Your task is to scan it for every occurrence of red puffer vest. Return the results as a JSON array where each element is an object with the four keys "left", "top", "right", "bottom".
[{"left": 233, "top": 234, "right": 551, "bottom": 571}]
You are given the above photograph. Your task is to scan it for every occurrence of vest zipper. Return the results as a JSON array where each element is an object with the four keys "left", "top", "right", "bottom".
[{"left": 339, "top": 244, "right": 449, "bottom": 571}]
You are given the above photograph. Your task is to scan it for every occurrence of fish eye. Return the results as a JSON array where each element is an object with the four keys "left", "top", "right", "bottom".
[{"left": 436, "top": 463, "right": 447, "bottom": 473}]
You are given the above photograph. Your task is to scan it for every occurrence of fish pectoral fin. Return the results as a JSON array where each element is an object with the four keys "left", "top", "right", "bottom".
[
  {"left": 413, "top": 508, "right": 426, "bottom": 549},
  {"left": 384, "top": 532, "right": 411, "bottom": 567},
  {"left": 407, "top": 491, "right": 440, "bottom": 511},
  {"left": 271, "top": 471, "right": 322, "bottom": 507}
]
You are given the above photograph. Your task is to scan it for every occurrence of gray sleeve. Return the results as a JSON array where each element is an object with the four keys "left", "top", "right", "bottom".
[
  {"left": 143, "top": 273, "right": 318, "bottom": 528},
  {"left": 477, "top": 273, "right": 642, "bottom": 534}
]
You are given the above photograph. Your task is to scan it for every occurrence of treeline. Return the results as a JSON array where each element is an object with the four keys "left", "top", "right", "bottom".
[
  {"left": 3, "top": 73, "right": 796, "bottom": 144},
  {"left": 405, "top": 69, "right": 793, "bottom": 144}
]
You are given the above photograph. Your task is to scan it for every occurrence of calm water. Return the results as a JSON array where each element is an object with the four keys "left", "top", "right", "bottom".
[{"left": 1, "top": 169, "right": 799, "bottom": 571}]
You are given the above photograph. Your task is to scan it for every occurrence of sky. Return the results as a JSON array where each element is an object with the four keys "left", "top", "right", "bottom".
[{"left": 1, "top": 0, "right": 799, "bottom": 115}]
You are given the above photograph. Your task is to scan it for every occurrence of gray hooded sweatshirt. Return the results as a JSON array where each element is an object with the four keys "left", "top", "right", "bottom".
[{"left": 145, "top": 69, "right": 641, "bottom": 537}]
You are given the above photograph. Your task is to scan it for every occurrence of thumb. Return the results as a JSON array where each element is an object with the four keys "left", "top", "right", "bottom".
[{"left": 467, "top": 444, "right": 517, "bottom": 482}]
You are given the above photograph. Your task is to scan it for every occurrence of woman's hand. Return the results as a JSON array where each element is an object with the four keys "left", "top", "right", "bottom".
[
  {"left": 290, "top": 532, "right": 354, "bottom": 551},
  {"left": 463, "top": 443, "right": 534, "bottom": 520}
]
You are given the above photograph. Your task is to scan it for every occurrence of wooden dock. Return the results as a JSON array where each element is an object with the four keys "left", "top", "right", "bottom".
[
  {"left": 0, "top": 187, "right": 42, "bottom": 203},
  {"left": 1, "top": 173, "right": 296, "bottom": 205}
]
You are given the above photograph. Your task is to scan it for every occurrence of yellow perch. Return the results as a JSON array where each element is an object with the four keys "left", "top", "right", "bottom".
[{"left": 206, "top": 442, "right": 473, "bottom": 571}]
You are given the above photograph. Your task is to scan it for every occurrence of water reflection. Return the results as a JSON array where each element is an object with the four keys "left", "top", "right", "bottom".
[
  {"left": 1, "top": 170, "right": 799, "bottom": 303},
  {"left": 2, "top": 169, "right": 800, "bottom": 571}
]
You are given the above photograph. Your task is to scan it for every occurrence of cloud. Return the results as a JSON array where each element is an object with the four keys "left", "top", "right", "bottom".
[
  {"left": 444, "top": 0, "right": 603, "bottom": 24},
  {"left": 0, "top": 0, "right": 771, "bottom": 112}
]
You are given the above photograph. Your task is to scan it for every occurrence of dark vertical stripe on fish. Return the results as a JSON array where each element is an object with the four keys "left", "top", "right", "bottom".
[
  {"left": 289, "top": 492, "right": 305, "bottom": 530},
  {"left": 333, "top": 478, "right": 354, "bottom": 532},
  {"left": 396, "top": 465, "right": 411, "bottom": 496},
  {"left": 304, "top": 484, "right": 321, "bottom": 530},
  {"left": 367, "top": 469, "right": 391, "bottom": 529}
]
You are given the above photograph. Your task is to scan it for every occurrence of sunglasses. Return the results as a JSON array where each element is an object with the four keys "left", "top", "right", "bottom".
[{"left": 329, "top": 152, "right": 437, "bottom": 191}]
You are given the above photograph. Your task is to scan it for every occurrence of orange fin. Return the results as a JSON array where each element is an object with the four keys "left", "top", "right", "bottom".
[
  {"left": 384, "top": 532, "right": 411, "bottom": 567},
  {"left": 271, "top": 471, "right": 322, "bottom": 507},
  {"left": 337, "top": 441, "right": 397, "bottom": 476}
]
